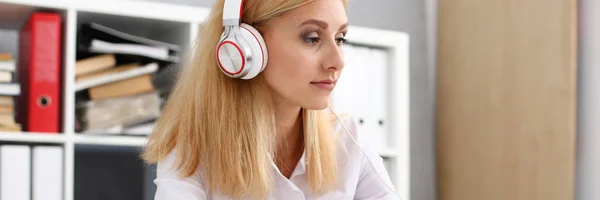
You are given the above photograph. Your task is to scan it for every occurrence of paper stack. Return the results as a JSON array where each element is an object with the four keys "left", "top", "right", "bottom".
[
  {"left": 73, "top": 22, "right": 179, "bottom": 135},
  {"left": 0, "top": 53, "right": 21, "bottom": 132}
]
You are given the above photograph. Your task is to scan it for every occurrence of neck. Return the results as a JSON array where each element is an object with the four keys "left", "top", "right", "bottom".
[
  {"left": 274, "top": 101, "right": 303, "bottom": 145},
  {"left": 272, "top": 99, "right": 305, "bottom": 178}
]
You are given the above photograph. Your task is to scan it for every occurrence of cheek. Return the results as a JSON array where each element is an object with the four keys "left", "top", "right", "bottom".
[
  {"left": 262, "top": 45, "right": 323, "bottom": 104},
  {"left": 271, "top": 53, "right": 311, "bottom": 78},
  {"left": 264, "top": 48, "right": 315, "bottom": 89}
]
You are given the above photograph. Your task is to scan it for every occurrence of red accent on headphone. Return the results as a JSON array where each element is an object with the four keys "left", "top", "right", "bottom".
[
  {"left": 239, "top": 0, "right": 245, "bottom": 19},
  {"left": 240, "top": 25, "right": 265, "bottom": 71},
  {"left": 217, "top": 40, "right": 245, "bottom": 75}
]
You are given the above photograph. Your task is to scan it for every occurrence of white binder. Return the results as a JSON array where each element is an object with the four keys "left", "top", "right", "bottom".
[
  {"left": 333, "top": 45, "right": 384, "bottom": 147},
  {"left": 354, "top": 46, "right": 372, "bottom": 135},
  {"left": 33, "top": 146, "right": 64, "bottom": 200},
  {"left": 0, "top": 145, "right": 31, "bottom": 200},
  {"left": 331, "top": 44, "right": 358, "bottom": 118},
  {"left": 369, "top": 48, "right": 390, "bottom": 152}
]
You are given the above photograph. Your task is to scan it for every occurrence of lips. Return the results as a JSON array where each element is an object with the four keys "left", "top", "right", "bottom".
[
  {"left": 310, "top": 79, "right": 336, "bottom": 90},
  {"left": 311, "top": 80, "right": 334, "bottom": 84}
]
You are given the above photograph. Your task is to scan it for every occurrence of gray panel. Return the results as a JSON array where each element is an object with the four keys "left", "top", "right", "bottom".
[
  {"left": 577, "top": 0, "right": 600, "bottom": 200},
  {"left": 0, "top": 29, "right": 18, "bottom": 60}
]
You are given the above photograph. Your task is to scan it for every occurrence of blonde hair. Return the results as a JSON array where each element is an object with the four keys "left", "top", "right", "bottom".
[{"left": 141, "top": 0, "right": 347, "bottom": 198}]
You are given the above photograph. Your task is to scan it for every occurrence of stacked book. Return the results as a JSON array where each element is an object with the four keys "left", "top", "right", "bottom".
[
  {"left": 74, "top": 22, "right": 180, "bottom": 135},
  {"left": 0, "top": 53, "right": 21, "bottom": 132}
]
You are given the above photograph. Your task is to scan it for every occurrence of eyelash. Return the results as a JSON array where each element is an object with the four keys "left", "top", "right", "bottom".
[{"left": 304, "top": 36, "right": 347, "bottom": 46}]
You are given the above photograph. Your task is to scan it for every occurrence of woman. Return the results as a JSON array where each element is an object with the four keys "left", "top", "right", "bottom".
[{"left": 142, "top": 0, "right": 399, "bottom": 199}]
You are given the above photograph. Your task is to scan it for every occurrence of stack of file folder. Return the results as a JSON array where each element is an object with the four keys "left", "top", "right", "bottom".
[
  {"left": 74, "top": 22, "right": 179, "bottom": 135},
  {"left": 0, "top": 53, "right": 20, "bottom": 132}
]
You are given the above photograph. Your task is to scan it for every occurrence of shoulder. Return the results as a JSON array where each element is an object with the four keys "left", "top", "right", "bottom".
[
  {"left": 155, "top": 148, "right": 203, "bottom": 182},
  {"left": 330, "top": 114, "right": 398, "bottom": 197},
  {"left": 154, "top": 149, "right": 208, "bottom": 199},
  {"left": 330, "top": 112, "right": 385, "bottom": 160},
  {"left": 331, "top": 113, "right": 356, "bottom": 134},
  {"left": 331, "top": 114, "right": 367, "bottom": 147},
  {"left": 330, "top": 113, "right": 381, "bottom": 164},
  {"left": 156, "top": 149, "right": 189, "bottom": 179}
]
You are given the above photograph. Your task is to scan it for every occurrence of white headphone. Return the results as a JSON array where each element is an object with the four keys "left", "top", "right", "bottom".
[{"left": 216, "top": 0, "right": 268, "bottom": 79}]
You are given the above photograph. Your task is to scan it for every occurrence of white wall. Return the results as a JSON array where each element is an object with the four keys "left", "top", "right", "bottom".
[{"left": 577, "top": 0, "right": 600, "bottom": 200}]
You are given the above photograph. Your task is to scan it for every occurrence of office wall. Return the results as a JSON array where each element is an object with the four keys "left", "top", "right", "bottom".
[
  {"left": 436, "top": 0, "right": 578, "bottom": 200},
  {"left": 141, "top": 0, "right": 437, "bottom": 200},
  {"left": 577, "top": 0, "right": 600, "bottom": 200}
]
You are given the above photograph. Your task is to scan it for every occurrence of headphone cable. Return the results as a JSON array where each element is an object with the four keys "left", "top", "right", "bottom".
[{"left": 328, "top": 106, "right": 404, "bottom": 200}]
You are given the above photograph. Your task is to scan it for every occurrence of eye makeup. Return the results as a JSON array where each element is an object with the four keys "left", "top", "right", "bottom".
[{"left": 300, "top": 27, "right": 348, "bottom": 46}]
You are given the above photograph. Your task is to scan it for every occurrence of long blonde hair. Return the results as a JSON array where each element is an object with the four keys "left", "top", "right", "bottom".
[{"left": 141, "top": 0, "right": 347, "bottom": 198}]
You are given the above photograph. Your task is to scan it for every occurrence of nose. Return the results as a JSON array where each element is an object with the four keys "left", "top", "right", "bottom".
[{"left": 322, "top": 42, "right": 345, "bottom": 72}]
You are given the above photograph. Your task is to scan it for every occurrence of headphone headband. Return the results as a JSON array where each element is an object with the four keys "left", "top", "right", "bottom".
[{"left": 223, "top": 0, "right": 244, "bottom": 26}]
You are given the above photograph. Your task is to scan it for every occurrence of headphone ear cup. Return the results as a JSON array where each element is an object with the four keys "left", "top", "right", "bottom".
[
  {"left": 216, "top": 37, "right": 247, "bottom": 77},
  {"left": 239, "top": 23, "right": 268, "bottom": 79}
]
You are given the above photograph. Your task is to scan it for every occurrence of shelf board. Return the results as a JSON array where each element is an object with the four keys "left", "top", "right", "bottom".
[
  {"left": 72, "top": 134, "right": 148, "bottom": 147},
  {"left": 0, "top": 132, "right": 67, "bottom": 144},
  {"left": 378, "top": 148, "right": 400, "bottom": 157},
  {"left": 0, "top": 0, "right": 210, "bottom": 23}
]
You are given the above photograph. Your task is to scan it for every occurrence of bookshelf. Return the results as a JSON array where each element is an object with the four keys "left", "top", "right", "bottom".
[
  {"left": 0, "top": 0, "right": 410, "bottom": 199},
  {"left": 0, "top": 132, "right": 67, "bottom": 144}
]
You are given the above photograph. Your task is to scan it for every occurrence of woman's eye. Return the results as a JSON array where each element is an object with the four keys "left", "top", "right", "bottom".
[
  {"left": 336, "top": 37, "right": 347, "bottom": 45},
  {"left": 304, "top": 37, "right": 320, "bottom": 45}
]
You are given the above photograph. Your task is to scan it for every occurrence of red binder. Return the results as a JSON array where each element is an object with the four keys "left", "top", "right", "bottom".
[{"left": 18, "top": 12, "right": 62, "bottom": 133}]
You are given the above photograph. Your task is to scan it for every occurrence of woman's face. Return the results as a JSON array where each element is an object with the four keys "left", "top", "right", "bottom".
[{"left": 261, "top": 0, "right": 348, "bottom": 110}]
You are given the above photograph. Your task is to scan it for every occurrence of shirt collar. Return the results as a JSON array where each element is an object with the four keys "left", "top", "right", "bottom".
[
  {"left": 267, "top": 151, "right": 307, "bottom": 178},
  {"left": 291, "top": 150, "right": 307, "bottom": 177}
]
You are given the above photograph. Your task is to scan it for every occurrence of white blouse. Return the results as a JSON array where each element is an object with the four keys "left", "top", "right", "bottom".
[{"left": 153, "top": 116, "right": 400, "bottom": 200}]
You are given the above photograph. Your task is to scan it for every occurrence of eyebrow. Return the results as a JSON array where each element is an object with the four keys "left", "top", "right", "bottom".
[{"left": 299, "top": 19, "right": 349, "bottom": 31}]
